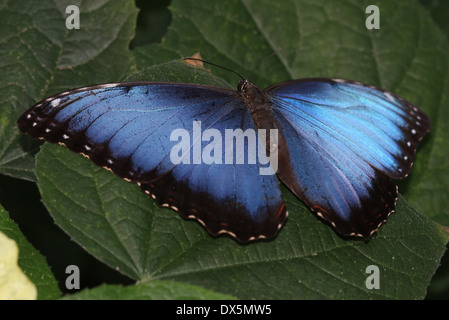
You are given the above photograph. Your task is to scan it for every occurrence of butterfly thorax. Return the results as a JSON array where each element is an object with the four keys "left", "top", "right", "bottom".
[
  {"left": 238, "top": 79, "right": 271, "bottom": 113},
  {"left": 237, "top": 79, "right": 288, "bottom": 166},
  {"left": 238, "top": 79, "right": 279, "bottom": 131}
]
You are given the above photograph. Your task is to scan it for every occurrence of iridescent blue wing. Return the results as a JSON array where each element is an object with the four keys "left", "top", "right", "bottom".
[
  {"left": 18, "top": 82, "right": 287, "bottom": 242},
  {"left": 265, "top": 78, "right": 430, "bottom": 237}
]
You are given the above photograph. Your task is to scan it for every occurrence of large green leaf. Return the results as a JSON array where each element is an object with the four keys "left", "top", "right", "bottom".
[
  {"left": 0, "top": 0, "right": 138, "bottom": 182},
  {"left": 35, "top": 58, "right": 449, "bottom": 299},
  {"left": 0, "top": 205, "right": 60, "bottom": 299}
]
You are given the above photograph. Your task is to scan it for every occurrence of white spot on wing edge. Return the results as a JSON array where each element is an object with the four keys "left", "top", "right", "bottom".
[
  {"left": 51, "top": 98, "right": 61, "bottom": 107},
  {"left": 384, "top": 92, "right": 395, "bottom": 102},
  {"left": 99, "top": 83, "right": 120, "bottom": 88}
]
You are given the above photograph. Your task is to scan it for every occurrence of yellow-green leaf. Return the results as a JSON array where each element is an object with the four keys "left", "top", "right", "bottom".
[{"left": 0, "top": 231, "right": 37, "bottom": 300}]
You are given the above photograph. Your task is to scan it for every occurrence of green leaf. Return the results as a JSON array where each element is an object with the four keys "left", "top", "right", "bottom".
[
  {"left": 0, "top": 205, "right": 60, "bottom": 300},
  {"left": 420, "top": 0, "right": 449, "bottom": 41},
  {"left": 62, "top": 280, "right": 236, "bottom": 300},
  {"left": 0, "top": 0, "right": 138, "bottom": 182},
  {"left": 125, "top": 60, "right": 233, "bottom": 88}
]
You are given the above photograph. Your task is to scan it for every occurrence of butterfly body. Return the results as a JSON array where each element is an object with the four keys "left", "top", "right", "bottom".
[{"left": 18, "top": 73, "right": 430, "bottom": 242}]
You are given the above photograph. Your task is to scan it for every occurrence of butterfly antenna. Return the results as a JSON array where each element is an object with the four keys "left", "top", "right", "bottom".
[{"left": 183, "top": 57, "right": 245, "bottom": 80}]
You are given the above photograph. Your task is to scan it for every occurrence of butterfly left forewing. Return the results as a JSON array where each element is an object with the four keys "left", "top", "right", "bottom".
[{"left": 18, "top": 82, "right": 287, "bottom": 242}]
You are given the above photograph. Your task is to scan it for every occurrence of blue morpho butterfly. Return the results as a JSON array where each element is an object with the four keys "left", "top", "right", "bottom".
[{"left": 17, "top": 58, "right": 430, "bottom": 242}]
